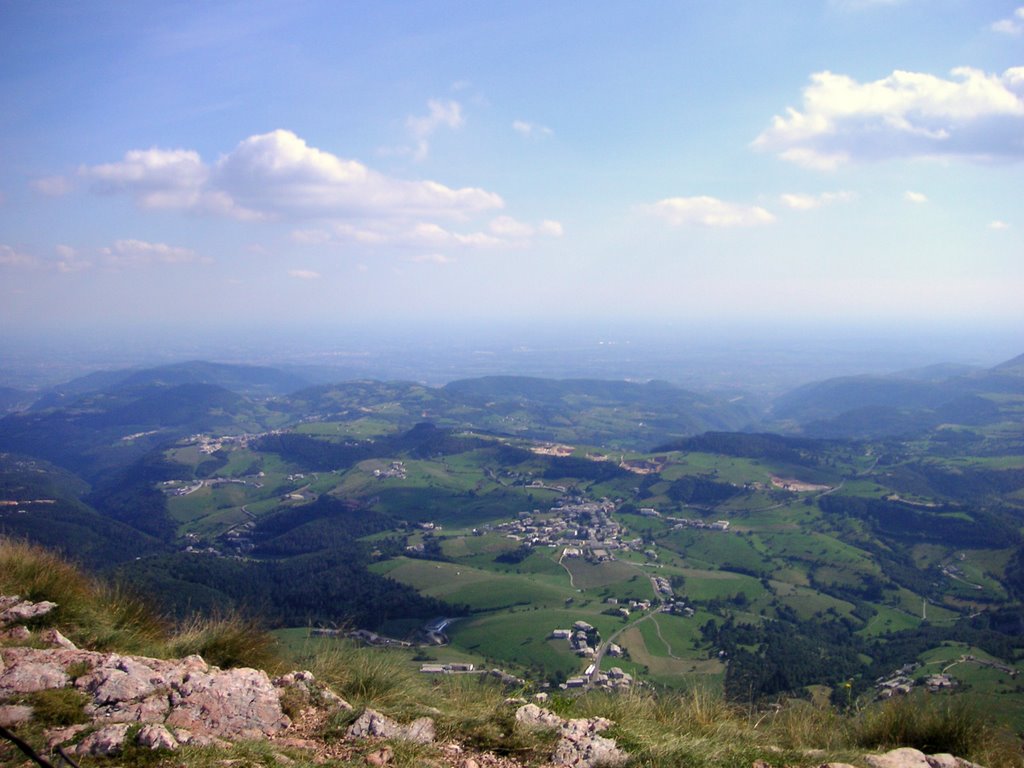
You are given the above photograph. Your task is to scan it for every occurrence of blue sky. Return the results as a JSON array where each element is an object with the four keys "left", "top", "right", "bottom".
[{"left": 1, "top": 0, "right": 1022, "bottom": 339}]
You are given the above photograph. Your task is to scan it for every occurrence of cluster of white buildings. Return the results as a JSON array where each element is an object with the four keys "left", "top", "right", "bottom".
[{"left": 551, "top": 620, "right": 601, "bottom": 658}]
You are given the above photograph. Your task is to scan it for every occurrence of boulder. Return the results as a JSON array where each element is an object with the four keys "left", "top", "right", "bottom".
[
  {"left": 40, "top": 628, "right": 77, "bottom": 650},
  {"left": 136, "top": 723, "right": 180, "bottom": 751},
  {"left": 554, "top": 717, "right": 628, "bottom": 768},
  {"left": 0, "top": 598, "right": 57, "bottom": 627},
  {"left": 927, "top": 755, "right": 985, "bottom": 768},
  {"left": 0, "top": 704, "right": 33, "bottom": 727},
  {"left": 514, "top": 704, "right": 627, "bottom": 768},
  {"left": 45, "top": 725, "right": 89, "bottom": 750},
  {"left": 865, "top": 750, "right": 985, "bottom": 768},
  {"left": 515, "top": 702, "right": 564, "bottom": 730},
  {"left": 73, "top": 724, "right": 133, "bottom": 757},
  {"left": 346, "top": 708, "right": 435, "bottom": 744},
  {"left": 273, "top": 669, "right": 351, "bottom": 711}
]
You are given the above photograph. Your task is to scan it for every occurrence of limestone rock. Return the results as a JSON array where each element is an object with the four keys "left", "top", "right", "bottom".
[
  {"left": 45, "top": 725, "right": 89, "bottom": 750},
  {"left": 0, "top": 704, "right": 33, "bottom": 727},
  {"left": 73, "top": 723, "right": 133, "bottom": 757},
  {"left": 0, "top": 598, "right": 57, "bottom": 626},
  {"left": 865, "top": 750, "right": 985, "bottom": 768},
  {"left": 274, "top": 668, "right": 352, "bottom": 711},
  {"left": 927, "top": 755, "right": 985, "bottom": 768},
  {"left": 514, "top": 704, "right": 627, "bottom": 768},
  {"left": 554, "top": 717, "right": 628, "bottom": 768},
  {"left": 0, "top": 650, "right": 69, "bottom": 694},
  {"left": 136, "top": 723, "right": 180, "bottom": 751},
  {"left": 514, "top": 703, "right": 564, "bottom": 730},
  {"left": 166, "top": 664, "right": 290, "bottom": 739},
  {"left": 80, "top": 654, "right": 169, "bottom": 705},
  {"left": 346, "top": 708, "right": 435, "bottom": 744},
  {"left": 866, "top": 749, "right": 933, "bottom": 768},
  {"left": 0, "top": 625, "right": 31, "bottom": 642},
  {"left": 40, "top": 628, "right": 77, "bottom": 650}
]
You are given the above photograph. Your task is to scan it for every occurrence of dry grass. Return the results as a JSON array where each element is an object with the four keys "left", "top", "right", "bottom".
[
  {"left": 0, "top": 537, "right": 166, "bottom": 653},
  {"left": 166, "top": 611, "right": 284, "bottom": 671},
  {"left": 852, "top": 694, "right": 1023, "bottom": 768},
  {"left": 0, "top": 537, "right": 284, "bottom": 671}
]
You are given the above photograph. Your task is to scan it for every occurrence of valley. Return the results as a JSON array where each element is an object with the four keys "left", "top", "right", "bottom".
[{"left": 1, "top": 357, "right": 1023, "bottom": 728}]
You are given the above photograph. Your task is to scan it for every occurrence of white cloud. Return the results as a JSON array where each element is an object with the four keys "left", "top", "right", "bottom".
[
  {"left": 55, "top": 244, "right": 91, "bottom": 272},
  {"left": 904, "top": 190, "right": 928, "bottom": 204},
  {"left": 0, "top": 244, "right": 38, "bottom": 268},
  {"left": 99, "top": 239, "right": 201, "bottom": 267},
  {"left": 288, "top": 269, "right": 321, "bottom": 279},
  {"left": 648, "top": 196, "right": 775, "bottom": 227},
  {"left": 489, "top": 215, "right": 535, "bottom": 238},
  {"left": 82, "top": 129, "right": 504, "bottom": 222},
  {"left": 512, "top": 120, "right": 553, "bottom": 139},
  {"left": 411, "top": 253, "right": 455, "bottom": 264},
  {"left": 779, "top": 191, "right": 856, "bottom": 210},
  {"left": 990, "top": 219, "right": 1010, "bottom": 230},
  {"left": 294, "top": 214, "right": 562, "bottom": 253},
  {"left": 31, "top": 176, "right": 73, "bottom": 197},
  {"left": 83, "top": 147, "right": 213, "bottom": 210},
  {"left": 753, "top": 66, "right": 1024, "bottom": 168},
  {"left": 539, "top": 220, "right": 564, "bottom": 237},
  {"left": 406, "top": 99, "right": 463, "bottom": 160},
  {"left": 992, "top": 6, "right": 1024, "bottom": 35}
]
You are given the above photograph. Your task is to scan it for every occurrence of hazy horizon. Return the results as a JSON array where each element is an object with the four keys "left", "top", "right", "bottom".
[{"left": 2, "top": 319, "right": 1020, "bottom": 396}]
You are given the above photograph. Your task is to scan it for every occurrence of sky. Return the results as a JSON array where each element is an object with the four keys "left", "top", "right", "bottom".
[{"left": 1, "top": 0, "right": 1023, "bottom": 344}]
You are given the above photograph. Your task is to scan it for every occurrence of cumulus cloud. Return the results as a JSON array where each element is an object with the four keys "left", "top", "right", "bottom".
[
  {"left": 992, "top": 6, "right": 1024, "bottom": 35},
  {"left": 99, "top": 239, "right": 201, "bottom": 267},
  {"left": 904, "top": 190, "right": 928, "bottom": 204},
  {"left": 0, "top": 244, "right": 38, "bottom": 268},
  {"left": 990, "top": 220, "right": 1010, "bottom": 230},
  {"left": 779, "top": 191, "right": 856, "bottom": 210},
  {"left": 31, "top": 176, "right": 73, "bottom": 197},
  {"left": 288, "top": 269, "right": 321, "bottom": 279},
  {"left": 512, "top": 120, "right": 553, "bottom": 139},
  {"left": 406, "top": 99, "right": 463, "bottom": 160},
  {"left": 81, "top": 129, "right": 504, "bottom": 223},
  {"left": 753, "top": 66, "right": 1024, "bottom": 168},
  {"left": 648, "top": 196, "right": 775, "bottom": 227}
]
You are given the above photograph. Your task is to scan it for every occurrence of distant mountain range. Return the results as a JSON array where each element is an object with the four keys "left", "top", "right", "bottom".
[
  {"left": 1, "top": 353, "right": 1022, "bottom": 450},
  {"left": 770, "top": 351, "right": 1024, "bottom": 439}
]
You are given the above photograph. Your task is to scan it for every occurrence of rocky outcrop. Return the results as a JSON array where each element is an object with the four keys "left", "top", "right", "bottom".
[
  {"left": 0, "top": 595, "right": 361, "bottom": 758},
  {"left": 0, "top": 645, "right": 294, "bottom": 754},
  {"left": 515, "top": 703, "right": 628, "bottom": 768}
]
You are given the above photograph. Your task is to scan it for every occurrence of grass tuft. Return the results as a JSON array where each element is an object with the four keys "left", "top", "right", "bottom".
[
  {"left": 23, "top": 688, "right": 90, "bottom": 726},
  {"left": 853, "top": 694, "right": 1021, "bottom": 768},
  {"left": 0, "top": 537, "right": 166, "bottom": 653},
  {"left": 166, "top": 611, "right": 283, "bottom": 671}
]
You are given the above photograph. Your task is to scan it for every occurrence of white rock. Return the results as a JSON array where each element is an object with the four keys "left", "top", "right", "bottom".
[
  {"left": 136, "top": 723, "right": 180, "bottom": 751},
  {"left": 73, "top": 724, "right": 133, "bottom": 757}
]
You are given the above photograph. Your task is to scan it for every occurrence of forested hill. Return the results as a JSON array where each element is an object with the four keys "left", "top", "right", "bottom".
[{"left": 769, "top": 352, "right": 1024, "bottom": 439}]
